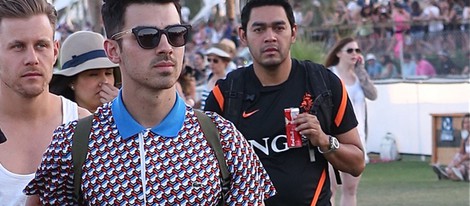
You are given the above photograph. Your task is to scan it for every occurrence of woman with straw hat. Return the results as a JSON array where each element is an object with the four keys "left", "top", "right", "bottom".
[
  {"left": 50, "top": 31, "right": 121, "bottom": 112},
  {"left": 198, "top": 43, "right": 232, "bottom": 109}
]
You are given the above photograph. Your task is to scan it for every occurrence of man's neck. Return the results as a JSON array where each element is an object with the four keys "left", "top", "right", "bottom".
[
  {"left": 0, "top": 90, "right": 55, "bottom": 119},
  {"left": 120, "top": 86, "right": 177, "bottom": 128},
  {"left": 253, "top": 58, "right": 292, "bottom": 87}
]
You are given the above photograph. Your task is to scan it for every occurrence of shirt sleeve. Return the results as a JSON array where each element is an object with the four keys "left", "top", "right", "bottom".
[
  {"left": 23, "top": 122, "right": 77, "bottom": 205},
  {"left": 204, "top": 84, "right": 224, "bottom": 114},
  {"left": 207, "top": 112, "right": 276, "bottom": 205}
]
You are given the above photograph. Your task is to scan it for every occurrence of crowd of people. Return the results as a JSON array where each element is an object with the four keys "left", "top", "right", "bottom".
[
  {"left": 301, "top": 0, "right": 470, "bottom": 79},
  {"left": 319, "top": 0, "right": 470, "bottom": 53}
]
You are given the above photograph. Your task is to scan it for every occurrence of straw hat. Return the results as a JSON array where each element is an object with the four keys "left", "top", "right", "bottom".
[
  {"left": 205, "top": 44, "right": 232, "bottom": 60},
  {"left": 55, "top": 31, "right": 118, "bottom": 76},
  {"left": 218, "top": 38, "right": 236, "bottom": 58}
]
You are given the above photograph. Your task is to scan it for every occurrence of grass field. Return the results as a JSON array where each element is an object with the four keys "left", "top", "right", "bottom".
[{"left": 348, "top": 155, "right": 470, "bottom": 206}]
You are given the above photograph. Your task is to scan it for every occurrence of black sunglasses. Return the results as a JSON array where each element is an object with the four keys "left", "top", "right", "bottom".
[
  {"left": 207, "top": 58, "right": 220, "bottom": 64},
  {"left": 111, "top": 24, "right": 192, "bottom": 49},
  {"left": 344, "top": 48, "right": 361, "bottom": 54}
]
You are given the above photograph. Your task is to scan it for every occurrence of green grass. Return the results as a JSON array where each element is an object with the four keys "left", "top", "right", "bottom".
[{"left": 351, "top": 155, "right": 470, "bottom": 206}]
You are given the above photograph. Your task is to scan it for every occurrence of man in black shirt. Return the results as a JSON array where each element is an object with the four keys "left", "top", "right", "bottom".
[{"left": 204, "top": 0, "right": 365, "bottom": 205}]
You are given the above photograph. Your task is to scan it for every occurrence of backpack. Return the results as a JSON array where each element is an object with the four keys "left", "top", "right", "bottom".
[
  {"left": 72, "top": 110, "right": 230, "bottom": 205},
  {"left": 380, "top": 132, "right": 400, "bottom": 161},
  {"left": 218, "top": 59, "right": 341, "bottom": 184}
]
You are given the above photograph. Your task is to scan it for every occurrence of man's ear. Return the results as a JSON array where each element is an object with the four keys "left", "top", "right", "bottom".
[
  {"left": 238, "top": 27, "right": 248, "bottom": 47},
  {"left": 104, "top": 39, "right": 121, "bottom": 64},
  {"left": 53, "top": 40, "right": 60, "bottom": 64},
  {"left": 291, "top": 24, "right": 297, "bottom": 44}
]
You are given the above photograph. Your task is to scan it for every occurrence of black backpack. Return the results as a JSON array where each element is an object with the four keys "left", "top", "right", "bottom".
[
  {"left": 71, "top": 110, "right": 230, "bottom": 205},
  {"left": 218, "top": 59, "right": 341, "bottom": 184}
]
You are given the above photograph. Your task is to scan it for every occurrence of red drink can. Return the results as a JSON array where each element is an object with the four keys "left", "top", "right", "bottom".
[{"left": 284, "top": 108, "right": 302, "bottom": 148}]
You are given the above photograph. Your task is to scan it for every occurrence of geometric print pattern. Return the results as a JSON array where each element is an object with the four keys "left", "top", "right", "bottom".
[{"left": 25, "top": 103, "right": 276, "bottom": 205}]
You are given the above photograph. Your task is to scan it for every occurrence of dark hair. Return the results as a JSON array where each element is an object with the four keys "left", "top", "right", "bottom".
[
  {"left": 414, "top": 53, "right": 423, "bottom": 60},
  {"left": 240, "top": 0, "right": 295, "bottom": 32},
  {"left": 411, "top": 1, "right": 422, "bottom": 14},
  {"left": 324, "top": 37, "right": 356, "bottom": 67},
  {"left": 0, "top": 0, "right": 57, "bottom": 33},
  {"left": 360, "top": 4, "right": 373, "bottom": 18},
  {"left": 381, "top": 54, "right": 395, "bottom": 65},
  {"left": 101, "top": 0, "right": 182, "bottom": 39},
  {"left": 403, "top": 53, "right": 411, "bottom": 59},
  {"left": 49, "top": 75, "right": 77, "bottom": 102},
  {"left": 195, "top": 51, "right": 205, "bottom": 59},
  {"left": 49, "top": 68, "right": 122, "bottom": 102}
]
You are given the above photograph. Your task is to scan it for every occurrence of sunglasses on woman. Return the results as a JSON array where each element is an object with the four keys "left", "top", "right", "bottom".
[
  {"left": 343, "top": 48, "right": 362, "bottom": 54},
  {"left": 111, "top": 24, "right": 192, "bottom": 49},
  {"left": 207, "top": 58, "right": 220, "bottom": 64}
]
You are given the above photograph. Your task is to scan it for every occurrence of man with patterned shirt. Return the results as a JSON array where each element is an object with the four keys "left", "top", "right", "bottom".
[
  {"left": 24, "top": 0, "right": 275, "bottom": 205},
  {"left": 0, "top": 0, "right": 90, "bottom": 205},
  {"left": 204, "top": 0, "right": 365, "bottom": 205}
]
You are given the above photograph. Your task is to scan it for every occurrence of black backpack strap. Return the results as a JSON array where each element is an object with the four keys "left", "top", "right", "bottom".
[
  {"left": 223, "top": 67, "right": 249, "bottom": 125},
  {"left": 303, "top": 61, "right": 342, "bottom": 185},
  {"left": 304, "top": 62, "right": 333, "bottom": 128},
  {"left": 194, "top": 110, "right": 230, "bottom": 206},
  {"left": 72, "top": 115, "right": 94, "bottom": 205}
]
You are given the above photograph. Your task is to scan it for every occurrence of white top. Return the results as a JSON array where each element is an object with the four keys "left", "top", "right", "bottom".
[
  {"left": 331, "top": 66, "right": 368, "bottom": 162},
  {"left": 422, "top": 5, "right": 443, "bottom": 32},
  {"left": 0, "top": 96, "right": 78, "bottom": 206}
]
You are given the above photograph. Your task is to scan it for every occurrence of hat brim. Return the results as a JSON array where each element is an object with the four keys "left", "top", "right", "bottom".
[
  {"left": 205, "top": 47, "right": 231, "bottom": 59},
  {"left": 54, "top": 57, "right": 118, "bottom": 76}
]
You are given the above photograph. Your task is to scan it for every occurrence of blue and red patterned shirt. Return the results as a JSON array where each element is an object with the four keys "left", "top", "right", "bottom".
[{"left": 24, "top": 94, "right": 275, "bottom": 205}]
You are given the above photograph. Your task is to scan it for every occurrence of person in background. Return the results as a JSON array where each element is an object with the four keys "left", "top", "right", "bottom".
[
  {"left": 365, "top": 53, "right": 383, "bottom": 79},
  {"left": 379, "top": 54, "right": 399, "bottom": 79},
  {"left": 415, "top": 53, "right": 436, "bottom": 77},
  {"left": 436, "top": 50, "right": 461, "bottom": 76},
  {"left": 219, "top": 38, "right": 238, "bottom": 73},
  {"left": 0, "top": 0, "right": 89, "bottom": 205},
  {"left": 191, "top": 51, "right": 209, "bottom": 108},
  {"left": 50, "top": 31, "right": 120, "bottom": 112},
  {"left": 401, "top": 52, "right": 417, "bottom": 78},
  {"left": 176, "top": 57, "right": 196, "bottom": 107},
  {"left": 199, "top": 43, "right": 232, "bottom": 109},
  {"left": 388, "top": 2, "right": 411, "bottom": 58},
  {"left": 409, "top": 0, "right": 426, "bottom": 39},
  {"left": 325, "top": 37, "right": 377, "bottom": 206},
  {"left": 192, "top": 51, "right": 209, "bottom": 86},
  {"left": 433, "top": 113, "right": 470, "bottom": 181},
  {"left": 24, "top": 0, "right": 275, "bottom": 205},
  {"left": 204, "top": 0, "right": 365, "bottom": 205}
]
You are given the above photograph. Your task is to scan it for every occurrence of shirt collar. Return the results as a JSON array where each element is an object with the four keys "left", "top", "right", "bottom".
[{"left": 111, "top": 91, "right": 186, "bottom": 140}]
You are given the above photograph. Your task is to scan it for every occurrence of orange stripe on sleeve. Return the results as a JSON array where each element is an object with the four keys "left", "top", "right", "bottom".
[
  {"left": 334, "top": 81, "right": 347, "bottom": 127},
  {"left": 310, "top": 169, "right": 327, "bottom": 206},
  {"left": 213, "top": 85, "right": 224, "bottom": 112}
]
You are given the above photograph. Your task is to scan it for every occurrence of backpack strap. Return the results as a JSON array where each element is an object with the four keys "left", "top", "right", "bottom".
[
  {"left": 223, "top": 67, "right": 249, "bottom": 125},
  {"left": 303, "top": 61, "right": 342, "bottom": 185},
  {"left": 303, "top": 61, "right": 333, "bottom": 128},
  {"left": 72, "top": 115, "right": 94, "bottom": 205},
  {"left": 194, "top": 110, "right": 230, "bottom": 206}
]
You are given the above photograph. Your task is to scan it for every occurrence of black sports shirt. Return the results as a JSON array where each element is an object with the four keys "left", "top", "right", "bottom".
[{"left": 204, "top": 59, "right": 358, "bottom": 206}]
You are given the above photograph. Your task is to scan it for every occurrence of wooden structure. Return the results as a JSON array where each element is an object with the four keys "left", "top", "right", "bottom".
[{"left": 431, "top": 113, "right": 467, "bottom": 164}]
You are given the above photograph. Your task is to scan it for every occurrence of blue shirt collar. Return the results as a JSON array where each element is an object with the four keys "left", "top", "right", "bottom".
[{"left": 111, "top": 91, "right": 186, "bottom": 140}]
